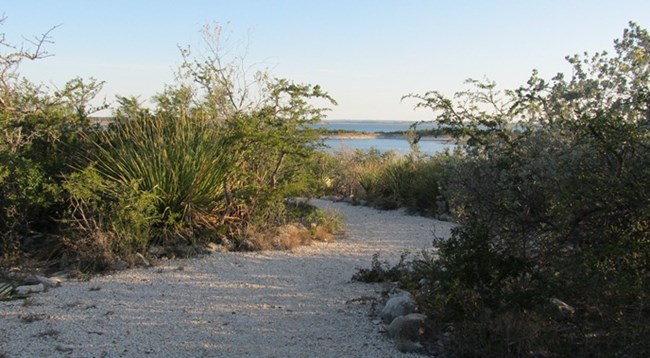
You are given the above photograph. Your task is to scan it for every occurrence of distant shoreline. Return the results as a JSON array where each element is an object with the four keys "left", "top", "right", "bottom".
[{"left": 322, "top": 132, "right": 454, "bottom": 142}]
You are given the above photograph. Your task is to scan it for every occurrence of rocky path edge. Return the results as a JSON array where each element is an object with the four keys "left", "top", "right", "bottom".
[{"left": 0, "top": 199, "right": 455, "bottom": 358}]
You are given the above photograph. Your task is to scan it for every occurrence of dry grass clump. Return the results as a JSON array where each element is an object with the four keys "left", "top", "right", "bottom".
[
  {"left": 310, "top": 225, "right": 335, "bottom": 242},
  {"left": 241, "top": 224, "right": 313, "bottom": 251},
  {"left": 239, "top": 213, "right": 343, "bottom": 252},
  {"left": 272, "top": 224, "right": 313, "bottom": 250}
]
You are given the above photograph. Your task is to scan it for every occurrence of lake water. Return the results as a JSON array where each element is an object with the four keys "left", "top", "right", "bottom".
[
  {"left": 317, "top": 120, "right": 453, "bottom": 155},
  {"left": 313, "top": 120, "right": 438, "bottom": 133},
  {"left": 322, "top": 138, "right": 453, "bottom": 155}
]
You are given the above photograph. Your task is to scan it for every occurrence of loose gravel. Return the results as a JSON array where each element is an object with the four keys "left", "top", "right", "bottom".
[{"left": 0, "top": 199, "right": 455, "bottom": 358}]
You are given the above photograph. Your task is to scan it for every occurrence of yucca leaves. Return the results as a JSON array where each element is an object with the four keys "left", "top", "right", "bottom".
[
  {"left": 73, "top": 78, "right": 333, "bottom": 247},
  {"left": 0, "top": 281, "right": 17, "bottom": 301},
  {"left": 89, "top": 109, "right": 231, "bottom": 230}
]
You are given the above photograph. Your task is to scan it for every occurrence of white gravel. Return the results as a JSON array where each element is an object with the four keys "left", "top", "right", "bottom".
[{"left": 0, "top": 199, "right": 455, "bottom": 358}]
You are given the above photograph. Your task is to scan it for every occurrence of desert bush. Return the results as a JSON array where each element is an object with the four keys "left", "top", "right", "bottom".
[
  {"left": 63, "top": 166, "right": 160, "bottom": 256},
  {"left": 394, "top": 22, "right": 650, "bottom": 356},
  {"left": 64, "top": 24, "right": 337, "bottom": 258},
  {"left": 312, "top": 147, "right": 387, "bottom": 199},
  {"left": 2, "top": 21, "right": 340, "bottom": 269},
  {"left": 236, "top": 201, "right": 343, "bottom": 251},
  {"left": 83, "top": 95, "right": 230, "bottom": 246},
  {"left": 352, "top": 251, "right": 416, "bottom": 285},
  {"left": 0, "top": 18, "right": 108, "bottom": 259},
  {"left": 318, "top": 148, "right": 448, "bottom": 216},
  {"left": 372, "top": 156, "right": 445, "bottom": 214}
]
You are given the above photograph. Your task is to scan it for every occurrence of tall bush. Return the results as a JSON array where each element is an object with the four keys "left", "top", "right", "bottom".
[
  {"left": 406, "top": 22, "right": 650, "bottom": 356},
  {"left": 0, "top": 18, "right": 107, "bottom": 258}
]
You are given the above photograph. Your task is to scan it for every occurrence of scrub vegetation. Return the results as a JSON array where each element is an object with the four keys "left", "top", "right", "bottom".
[
  {"left": 0, "top": 22, "right": 341, "bottom": 271},
  {"left": 1, "top": 16, "right": 648, "bottom": 357},
  {"left": 347, "top": 22, "right": 650, "bottom": 357}
]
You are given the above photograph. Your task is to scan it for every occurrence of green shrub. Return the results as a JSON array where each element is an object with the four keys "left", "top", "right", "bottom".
[
  {"left": 85, "top": 96, "right": 230, "bottom": 246},
  {"left": 319, "top": 149, "right": 447, "bottom": 216},
  {"left": 0, "top": 65, "right": 105, "bottom": 258},
  {"left": 1, "top": 21, "right": 338, "bottom": 268},
  {"left": 394, "top": 22, "right": 650, "bottom": 356},
  {"left": 69, "top": 26, "right": 336, "bottom": 255}
]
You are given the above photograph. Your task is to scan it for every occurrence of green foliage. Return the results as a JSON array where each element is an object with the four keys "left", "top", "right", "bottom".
[
  {"left": 351, "top": 251, "right": 415, "bottom": 284},
  {"left": 318, "top": 148, "right": 447, "bottom": 216},
  {"left": 63, "top": 166, "right": 158, "bottom": 256},
  {"left": 1, "top": 20, "right": 338, "bottom": 267},
  {"left": 86, "top": 95, "right": 230, "bottom": 245},
  {"left": 0, "top": 153, "right": 62, "bottom": 256},
  {"left": 67, "top": 26, "right": 337, "bottom": 253},
  {"left": 0, "top": 18, "right": 106, "bottom": 257},
  {"left": 221, "top": 80, "right": 334, "bottom": 204},
  {"left": 402, "top": 22, "right": 650, "bottom": 356}
]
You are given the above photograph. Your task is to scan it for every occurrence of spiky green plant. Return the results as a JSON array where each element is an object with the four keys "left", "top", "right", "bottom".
[{"left": 88, "top": 100, "right": 230, "bottom": 243}]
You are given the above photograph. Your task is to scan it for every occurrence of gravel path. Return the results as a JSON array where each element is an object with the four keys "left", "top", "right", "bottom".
[{"left": 0, "top": 199, "right": 455, "bottom": 358}]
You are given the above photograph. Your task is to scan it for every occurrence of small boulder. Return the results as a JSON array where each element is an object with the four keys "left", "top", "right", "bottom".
[
  {"left": 110, "top": 260, "right": 129, "bottom": 271},
  {"left": 35, "top": 275, "right": 61, "bottom": 288},
  {"left": 148, "top": 245, "right": 165, "bottom": 257},
  {"left": 15, "top": 283, "right": 45, "bottom": 295},
  {"left": 380, "top": 292, "right": 417, "bottom": 324},
  {"left": 387, "top": 313, "right": 436, "bottom": 353}
]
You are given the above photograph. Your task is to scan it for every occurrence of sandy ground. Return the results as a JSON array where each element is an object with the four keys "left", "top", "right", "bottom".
[{"left": 0, "top": 199, "right": 455, "bottom": 358}]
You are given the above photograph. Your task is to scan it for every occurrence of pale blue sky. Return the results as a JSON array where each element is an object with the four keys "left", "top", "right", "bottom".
[{"left": 3, "top": 1, "right": 649, "bottom": 120}]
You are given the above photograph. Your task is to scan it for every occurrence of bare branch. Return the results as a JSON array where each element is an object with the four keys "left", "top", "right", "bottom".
[
  {"left": 22, "top": 23, "right": 60, "bottom": 60},
  {"left": 0, "top": 18, "right": 60, "bottom": 111}
]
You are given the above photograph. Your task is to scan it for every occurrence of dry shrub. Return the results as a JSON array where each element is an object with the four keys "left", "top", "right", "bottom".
[
  {"left": 60, "top": 230, "right": 117, "bottom": 272},
  {"left": 273, "top": 224, "right": 312, "bottom": 250},
  {"left": 241, "top": 224, "right": 313, "bottom": 251},
  {"left": 236, "top": 226, "right": 268, "bottom": 251},
  {"left": 311, "top": 225, "right": 335, "bottom": 242}
]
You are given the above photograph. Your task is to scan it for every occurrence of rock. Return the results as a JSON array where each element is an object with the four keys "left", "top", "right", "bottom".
[
  {"left": 14, "top": 286, "right": 31, "bottom": 295},
  {"left": 35, "top": 275, "right": 61, "bottom": 288},
  {"left": 4, "top": 272, "right": 39, "bottom": 285},
  {"left": 380, "top": 292, "right": 417, "bottom": 324},
  {"left": 148, "top": 245, "right": 166, "bottom": 257},
  {"left": 23, "top": 274, "right": 41, "bottom": 285},
  {"left": 3, "top": 273, "right": 60, "bottom": 289},
  {"left": 110, "top": 260, "right": 129, "bottom": 271},
  {"left": 395, "top": 340, "right": 423, "bottom": 353},
  {"left": 55, "top": 344, "right": 74, "bottom": 353},
  {"left": 15, "top": 283, "right": 45, "bottom": 295},
  {"left": 387, "top": 313, "right": 425, "bottom": 338},
  {"left": 49, "top": 270, "right": 72, "bottom": 280},
  {"left": 172, "top": 245, "right": 199, "bottom": 257},
  {"left": 387, "top": 313, "right": 436, "bottom": 353},
  {"left": 206, "top": 242, "right": 227, "bottom": 253}
]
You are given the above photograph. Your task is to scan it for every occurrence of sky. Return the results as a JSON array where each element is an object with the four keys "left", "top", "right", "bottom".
[{"left": 2, "top": 1, "right": 650, "bottom": 121}]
